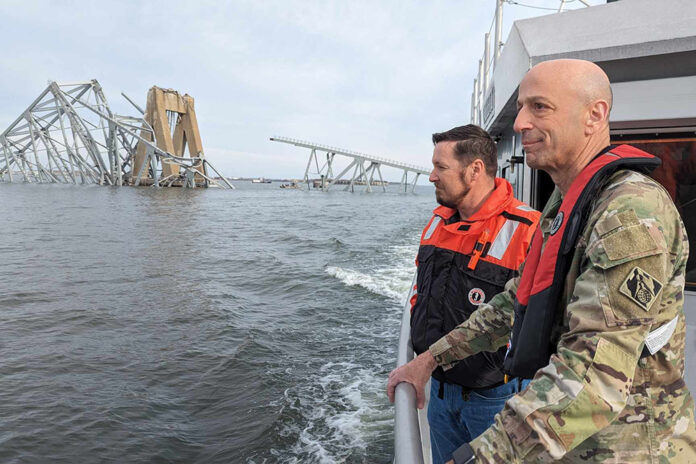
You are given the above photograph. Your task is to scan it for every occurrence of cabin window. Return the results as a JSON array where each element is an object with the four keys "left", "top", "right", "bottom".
[{"left": 611, "top": 136, "right": 696, "bottom": 289}]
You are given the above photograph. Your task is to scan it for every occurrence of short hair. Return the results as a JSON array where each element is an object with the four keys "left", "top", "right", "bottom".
[{"left": 432, "top": 125, "right": 497, "bottom": 176}]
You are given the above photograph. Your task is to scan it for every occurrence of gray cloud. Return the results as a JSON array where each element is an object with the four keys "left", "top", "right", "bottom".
[{"left": 0, "top": 0, "right": 600, "bottom": 180}]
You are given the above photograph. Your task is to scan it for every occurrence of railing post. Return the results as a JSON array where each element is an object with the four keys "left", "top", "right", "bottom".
[
  {"left": 484, "top": 32, "right": 491, "bottom": 94},
  {"left": 473, "top": 78, "right": 479, "bottom": 125},
  {"left": 495, "top": 0, "right": 504, "bottom": 59},
  {"left": 477, "top": 59, "right": 484, "bottom": 124}
]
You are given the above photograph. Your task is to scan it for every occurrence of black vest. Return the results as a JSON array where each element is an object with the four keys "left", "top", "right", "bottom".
[
  {"left": 410, "top": 197, "right": 537, "bottom": 389},
  {"left": 411, "top": 242, "right": 517, "bottom": 388}
]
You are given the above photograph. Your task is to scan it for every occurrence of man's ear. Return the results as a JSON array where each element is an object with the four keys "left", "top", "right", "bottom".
[
  {"left": 469, "top": 159, "right": 485, "bottom": 181},
  {"left": 585, "top": 100, "right": 610, "bottom": 135}
]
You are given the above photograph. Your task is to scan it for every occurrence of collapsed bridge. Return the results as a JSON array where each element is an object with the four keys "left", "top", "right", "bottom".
[
  {"left": 0, "top": 80, "right": 233, "bottom": 189},
  {"left": 270, "top": 136, "right": 430, "bottom": 192}
]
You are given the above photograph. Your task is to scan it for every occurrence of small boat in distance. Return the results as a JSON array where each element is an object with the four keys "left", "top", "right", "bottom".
[{"left": 251, "top": 177, "right": 272, "bottom": 183}]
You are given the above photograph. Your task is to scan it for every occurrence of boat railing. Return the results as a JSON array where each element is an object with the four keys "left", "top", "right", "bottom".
[
  {"left": 470, "top": 0, "right": 592, "bottom": 125},
  {"left": 471, "top": 0, "right": 504, "bottom": 126},
  {"left": 393, "top": 275, "right": 426, "bottom": 464}
]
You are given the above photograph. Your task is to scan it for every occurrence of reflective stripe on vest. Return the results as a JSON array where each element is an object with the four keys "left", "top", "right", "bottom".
[
  {"left": 424, "top": 216, "right": 441, "bottom": 240},
  {"left": 487, "top": 219, "right": 521, "bottom": 260},
  {"left": 516, "top": 204, "right": 536, "bottom": 212}
]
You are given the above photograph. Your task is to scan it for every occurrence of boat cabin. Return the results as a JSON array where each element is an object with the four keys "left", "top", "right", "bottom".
[{"left": 394, "top": 2, "right": 696, "bottom": 462}]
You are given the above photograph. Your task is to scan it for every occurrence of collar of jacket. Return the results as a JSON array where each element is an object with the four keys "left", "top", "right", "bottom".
[{"left": 432, "top": 178, "right": 514, "bottom": 229}]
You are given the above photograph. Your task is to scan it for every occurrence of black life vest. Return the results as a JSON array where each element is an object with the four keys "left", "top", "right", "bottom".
[
  {"left": 411, "top": 180, "right": 539, "bottom": 388},
  {"left": 503, "top": 145, "right": 661, "bottom": 379}
]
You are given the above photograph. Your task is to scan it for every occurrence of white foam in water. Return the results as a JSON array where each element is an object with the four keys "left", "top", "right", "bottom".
[
  {"left": 325, "top": 244, "right": 417, "bottom": 305},
  {"left": 275, "top": 244, "right": 418, "bottom": 462},
  {"left": 296, "top": 427, "right": 334, "bottom": 464},
  {"left": 278, "top": 360, "right": 392, "bottom": 463}
]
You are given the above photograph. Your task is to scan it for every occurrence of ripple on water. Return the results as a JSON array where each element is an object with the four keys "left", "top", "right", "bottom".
[{"left": 0, "top": 183, "right": 432, "bottom": 463}]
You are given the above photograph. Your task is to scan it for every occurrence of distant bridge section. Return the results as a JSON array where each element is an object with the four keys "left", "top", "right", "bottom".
[
  {"left": 270, "top": 136, "right": 430, "bottom": 192},
  {"left": 0, "top": 80, "right": 233, "bottom": 189}
]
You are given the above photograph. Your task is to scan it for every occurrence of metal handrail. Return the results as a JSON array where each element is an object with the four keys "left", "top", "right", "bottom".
[
  {"left": 471, "top": 0, "right": 504, "bottom": 125},
  {"left": 471, "top": 0, "right": 592, "bottom": 124},
  {"left": 393, "top": 275, "right": 425, "bottom": 464}
]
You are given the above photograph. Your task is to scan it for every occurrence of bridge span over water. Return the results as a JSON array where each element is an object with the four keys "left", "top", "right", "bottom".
[{"left": 270, "top": 136, "right": 430, "bottom": 192}]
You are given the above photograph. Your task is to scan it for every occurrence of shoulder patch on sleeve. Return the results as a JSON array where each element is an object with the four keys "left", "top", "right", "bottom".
[
  {"left": 619, "top": 266, "right": 663, "bottom": 312},
  {"left": 595, "top": 209, "right": 640, "bottom": 236},
  {"left": 595, "top": 213, "right": 622, "bottom": 236},
  {"left": 603, "top": 224, "right": 658, "bottom": 262},
  {"left": 615, "top": 209, "right": 640, "bottom": 227}
]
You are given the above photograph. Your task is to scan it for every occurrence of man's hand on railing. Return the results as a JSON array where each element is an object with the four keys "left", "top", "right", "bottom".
[{"left": 386, "top": 350, "right": 438, "bottom": 408}]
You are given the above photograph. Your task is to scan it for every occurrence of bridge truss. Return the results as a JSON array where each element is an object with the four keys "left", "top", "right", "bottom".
[
  {"left": 0, "top": 80, "right": 233, "bottom": 189},
  {"left": 270, "top": 136, "right": 429, "bottom": 192}
]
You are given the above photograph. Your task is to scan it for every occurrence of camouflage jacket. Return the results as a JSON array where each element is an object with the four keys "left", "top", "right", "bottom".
[{"left": 429, "top": 169, "right": 696, "bottom": 462}]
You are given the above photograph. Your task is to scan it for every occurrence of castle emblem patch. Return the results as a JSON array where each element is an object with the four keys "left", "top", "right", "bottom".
[
  {"left": 619, "top": 266, "right": 663, "bottom": 312},
  {"left": 550, "top": 211, "right": 564, "bottom": 235},
  {"left": 468, "top": 288, "right": 486, "bottom": 306}
]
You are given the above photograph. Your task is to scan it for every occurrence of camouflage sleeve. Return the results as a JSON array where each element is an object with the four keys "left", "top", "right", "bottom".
[
  {"left": 429, "top": 274, "right": 519, "bottom": 370},
  {"left": 469, "top": 175, "right": 684, "bottom": 462}
]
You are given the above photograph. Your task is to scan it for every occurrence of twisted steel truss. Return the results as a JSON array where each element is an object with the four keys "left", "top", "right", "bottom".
[{"left": 0, "top": 80, "right": 233, "bottom": 189}]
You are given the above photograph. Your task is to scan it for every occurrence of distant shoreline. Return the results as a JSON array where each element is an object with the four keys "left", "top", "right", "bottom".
[{"left": 219, "top": 177, "right": 401, "bottom": 185}]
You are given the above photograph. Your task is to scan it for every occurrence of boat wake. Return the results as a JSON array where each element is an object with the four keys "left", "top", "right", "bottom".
[
  {"left": 325, "top": 245, "right": 416, "bottom": 305},
  {"left": 276, "top": 361, "right": 392, "bottom": 464}
]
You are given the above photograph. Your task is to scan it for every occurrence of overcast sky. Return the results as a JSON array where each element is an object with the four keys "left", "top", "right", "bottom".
[{"left": 0, "top": 0, "right": 603, "bottom": 181}]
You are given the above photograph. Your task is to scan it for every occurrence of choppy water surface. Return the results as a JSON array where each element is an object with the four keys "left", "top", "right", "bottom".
[{"left": 0, "top": 182, "right": 433, "bottom": 463}]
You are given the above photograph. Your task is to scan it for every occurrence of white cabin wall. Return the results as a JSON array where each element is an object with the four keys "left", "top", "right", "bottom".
[
  {"left": 611, "top": 75, "right": 696, "bottom": 127},
  {"left": 490, "top": 25, "right": 530, "bottom": 120}
]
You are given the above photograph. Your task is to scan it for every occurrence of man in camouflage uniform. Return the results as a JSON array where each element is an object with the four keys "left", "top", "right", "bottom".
[{"left": 387, "top": 59, "right": 696, "bottom": 462}]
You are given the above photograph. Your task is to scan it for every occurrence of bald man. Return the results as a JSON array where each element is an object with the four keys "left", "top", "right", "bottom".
[{"left": 387, "top": 59, "right": 696, "bottom": 462}]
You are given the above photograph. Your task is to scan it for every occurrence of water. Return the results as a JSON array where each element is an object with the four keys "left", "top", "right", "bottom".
[{"left": 0, "top": 182, "right": 433, "bottom": 463}]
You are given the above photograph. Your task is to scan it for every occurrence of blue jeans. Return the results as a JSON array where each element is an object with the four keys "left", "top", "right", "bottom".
[{"left": 428, "top": 377, "right": 530, "bottom": 464}]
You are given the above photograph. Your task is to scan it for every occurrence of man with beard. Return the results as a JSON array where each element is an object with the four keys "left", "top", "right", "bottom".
[
  {"left": 388, "top": 60, "right": 696, "bottom": 463},
  {"left": 407, "top": 125, "right": 539, "bottom": 464}
]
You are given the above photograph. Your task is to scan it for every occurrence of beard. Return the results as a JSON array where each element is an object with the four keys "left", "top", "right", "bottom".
[{"left": 435, "top": 172, "right": 471, "bottom": 209}]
